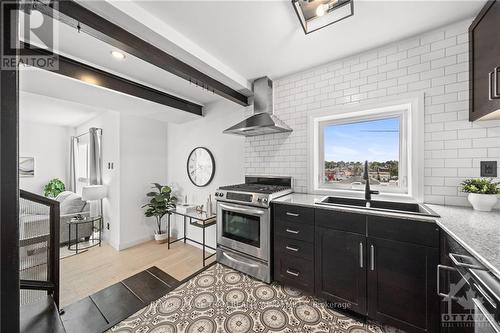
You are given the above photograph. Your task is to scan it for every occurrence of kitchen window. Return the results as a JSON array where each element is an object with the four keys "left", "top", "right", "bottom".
[{"left": 310, "top": 98, "right": 423, "bottom": 200}]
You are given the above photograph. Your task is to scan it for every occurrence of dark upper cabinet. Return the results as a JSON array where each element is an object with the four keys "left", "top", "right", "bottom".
[
  {"left": 315, "top": 227, "right": 367, "bottom": 315},
  {"left": 367, "top": 237, "right": 439, "bottom": 333},
  {"left": 470, "top": 0, "right": 500, "bottom": 121}
]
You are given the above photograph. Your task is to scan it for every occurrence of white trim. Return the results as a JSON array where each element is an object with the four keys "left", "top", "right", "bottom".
[
  {"left": 118, "top": 235, "right": 153, "bottom": 251},
  {"left": 307, "top": 93, "right": 424, "bottom": 202}
]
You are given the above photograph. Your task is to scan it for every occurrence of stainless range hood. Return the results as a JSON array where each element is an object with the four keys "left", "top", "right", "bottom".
[{"left": 223, "top": 77, "right": 292, "bottom": 136}]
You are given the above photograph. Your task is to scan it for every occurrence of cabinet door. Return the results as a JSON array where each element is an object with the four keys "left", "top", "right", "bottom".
[
  {"left": 315, "top": 227, "right": 367, "bottom": 315},
  {"left": 367, "top": 237, "right": 439, "bottom": 333},
  {"left": 470, "top": 0, "right": 500, "bottom": 120}
]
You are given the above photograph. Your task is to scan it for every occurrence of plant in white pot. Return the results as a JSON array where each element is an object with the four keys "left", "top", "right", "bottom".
[
  {"left": 461, "top": 178, "right": 499, "bottom": 212},
  {"left": 142, "top": 183, "right": 177, "bottom": 243}
]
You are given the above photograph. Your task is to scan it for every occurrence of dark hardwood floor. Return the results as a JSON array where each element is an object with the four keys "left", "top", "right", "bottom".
[{"left": 60, "top": 266, "right": 181, "bottom": 333}]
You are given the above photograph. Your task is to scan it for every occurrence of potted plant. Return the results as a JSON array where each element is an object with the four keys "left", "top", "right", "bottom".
[
  {"left": 44, "top": 178, "right": 65, "bottom": 198},
  {"left": 461, "top": 178, "right": 500, "bottom": 212},
  {"left": 142, "top": 183, "right": 177, "bottom": 243}
]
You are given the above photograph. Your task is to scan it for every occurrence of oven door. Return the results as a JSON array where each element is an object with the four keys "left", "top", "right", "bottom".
[{"left": 217, "top": 201, "right": 270, "bottom": 261}]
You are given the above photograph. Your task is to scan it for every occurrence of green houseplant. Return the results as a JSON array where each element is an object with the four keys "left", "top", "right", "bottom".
[
  {"left": 43, "top": 178, "right": 65, "bottom": 198},
  {"left": 460, "top": 178, "right": 499, "bottom": 211},
  {"left": 142, "top": 183, "right": 177, "bottom": 243}
]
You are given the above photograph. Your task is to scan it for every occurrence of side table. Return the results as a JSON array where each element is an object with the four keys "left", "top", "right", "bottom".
[{"left": 67, "top": 216, "right": 103, "bottom": 254}]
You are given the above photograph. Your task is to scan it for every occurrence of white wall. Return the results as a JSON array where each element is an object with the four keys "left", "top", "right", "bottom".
[
  {"left": 245, "top": 19, "right": 500, "bottom": 207},
  {"left": 19, "top": 121, "right": 73, "bottom": 195},
  {"left": 77, "top": 112, "right": 170, "bottom": 250},
  {"left": 76, "top": 111, "right": 121, "bottom": 249},
  {"left": 167, "top": 99, "right": 246, "bottom": 250},
  {"left": 119, "top": 114, "right": 169, "bottom": 250}
]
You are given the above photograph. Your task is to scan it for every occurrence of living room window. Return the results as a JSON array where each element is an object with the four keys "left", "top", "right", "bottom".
[{"left": 311, "top": 98, "right": 423, "bottom": 200}]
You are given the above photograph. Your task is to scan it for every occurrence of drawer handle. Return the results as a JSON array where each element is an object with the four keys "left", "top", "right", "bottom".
[
  {"left": 359, "top": 242, "right": 363, "bottom": 268},
  {"left": 286, "top": 212, "right": 300, "bottom": 217},
  {"left": 285, "top": 228, "right": 299, "bottom": 234},
  {"left": 472, "top": 298, "right": 500, "bottom": 333},
  {"left": 437, "top": 264, "right": 459, "bottom": 300},
  {"left": 286, "top": 269, "right": 300, "bottom": 277},
  {"left": 285, "top": 245, "right": 299, "bottom": 252},
  {"left": 449, "top": 253, "right": 485, "bottom": 270},
  {"left": 370, "top": 245, "right": 375, "bottom": 271},
  {"left": 472, "top": 282, "right": 497, "bottom": 310},
  {"left": 489, "top": 67, "right": 500, "bottom": 100}
]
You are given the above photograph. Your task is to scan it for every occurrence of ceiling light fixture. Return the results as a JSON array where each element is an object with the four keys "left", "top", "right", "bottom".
[
  {"left": 292, "top": 0, "right": 354, "bottom": 34},
  {"left": 315, "top": 4, "right": 327, "bottom": 17},
  {"left": 110, "top": 50, "right": 126, "bottom": 60}
]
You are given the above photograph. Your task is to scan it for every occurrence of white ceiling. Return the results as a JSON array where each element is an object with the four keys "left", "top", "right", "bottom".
[
  {"left": 20, "top": 13, "right": 224, "bottom": 106},
  {"left": 135, "top": 0, "right": 486, "bottom": 79},
  {"left": 20, "top": 68, "right": 201, "bottom": 124},
  {"left": 20, "top": 91, "right": 104, "bottom": 127}
]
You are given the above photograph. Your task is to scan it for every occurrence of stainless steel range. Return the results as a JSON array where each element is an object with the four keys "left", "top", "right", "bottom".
[{"left": 215, "top": 176, "right": 292, "bottom": 283}]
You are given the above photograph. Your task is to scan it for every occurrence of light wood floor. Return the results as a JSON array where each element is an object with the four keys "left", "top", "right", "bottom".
[{"left": 60, "top": 240, "right": 215, "bottom": 307}]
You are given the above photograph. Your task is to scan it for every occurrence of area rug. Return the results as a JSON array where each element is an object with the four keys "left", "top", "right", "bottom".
[{"left": 108, "top": 263, "right": 385, "bottom": 333}]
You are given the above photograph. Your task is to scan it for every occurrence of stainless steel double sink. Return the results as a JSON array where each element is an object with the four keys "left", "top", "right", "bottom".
[{"left": 316, "top": 196, "right": 440, "bottom": 218}]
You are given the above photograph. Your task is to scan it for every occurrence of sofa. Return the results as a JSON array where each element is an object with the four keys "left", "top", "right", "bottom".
[
  {"left": 20, "top": 191, "right": 92, "bottom": 246},
  {"left": 19, "top": 191, "right": 94, "bottom": 275}
]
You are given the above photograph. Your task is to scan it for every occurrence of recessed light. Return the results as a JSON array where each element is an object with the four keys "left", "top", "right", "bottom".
[{"left": 110, "top": 50, "right": 126, "bottom": 60}]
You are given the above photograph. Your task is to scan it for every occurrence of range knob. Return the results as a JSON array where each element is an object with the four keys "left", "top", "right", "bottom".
[
  {"left": 257, "top": 198, "right": 262, "bottom": 202},
  {"left": 262, "top": 198, "right": 268, "bottom": 204}
]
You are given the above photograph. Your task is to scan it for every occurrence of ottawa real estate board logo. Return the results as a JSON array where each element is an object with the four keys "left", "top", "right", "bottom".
[
  {"left": 440, "top": 271, "right": 491, "bottom": 330},
  {"left": 1, "top": 1, "right": 59, "bottom": 70}
]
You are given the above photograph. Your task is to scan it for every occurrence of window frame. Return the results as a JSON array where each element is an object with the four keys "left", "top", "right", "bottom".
[
  {"left": 308, "top": 95, "right": 424, "bottom": 201},
  {"left": 318, "top": 111, "right": 407, "bottom": 193}
]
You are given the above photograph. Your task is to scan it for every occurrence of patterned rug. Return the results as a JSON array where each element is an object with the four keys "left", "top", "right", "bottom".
[{"left": 109, "top": 263, "right": 385, "bottom": 333}]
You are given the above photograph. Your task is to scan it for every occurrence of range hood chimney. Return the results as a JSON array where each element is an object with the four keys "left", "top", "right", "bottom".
[{"left": 223, "top": 77, "right": 292, "bottom": 136}]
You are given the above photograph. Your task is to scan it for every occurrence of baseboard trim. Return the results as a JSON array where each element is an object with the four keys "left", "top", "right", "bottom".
[{"left": 118, "top": 235, "right": 153, "bottom": 251}]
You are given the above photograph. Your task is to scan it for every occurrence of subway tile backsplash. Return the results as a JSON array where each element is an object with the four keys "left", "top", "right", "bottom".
[{"left": 244, "top": 19, "right": 500, "bottom": 206}]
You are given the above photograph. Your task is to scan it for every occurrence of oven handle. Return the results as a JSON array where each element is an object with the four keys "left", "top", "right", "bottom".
[
  {"left": 219, "top": 203, "right": 265, "bottom": 216},
  {"left": 472, "top": 298, "right": 500, "bottom": 333},
  {"left": 222, "top": 251, "right": 260, "bottom": 268}
]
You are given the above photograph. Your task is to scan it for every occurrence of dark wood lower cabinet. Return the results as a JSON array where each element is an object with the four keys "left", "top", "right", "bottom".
[
  {"left": 315, "top": 227, "right": 367, "bottom": 315},
  {"left": 367, "top": 237, "right": 439, "bottom": 333},
  {"left": 273, "top": 203, "right": 441, "bottom": 333}
]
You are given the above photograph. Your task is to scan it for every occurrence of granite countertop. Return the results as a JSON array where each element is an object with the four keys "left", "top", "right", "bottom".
[
  {"left": 272, "top": 193, "right": 437, "bottom": 222},
  {"left": 428, "top": 204, "right": 500, "bottom": 279},
  {"left": 273, "top": 193, "right": 500, "bottom": 278}
]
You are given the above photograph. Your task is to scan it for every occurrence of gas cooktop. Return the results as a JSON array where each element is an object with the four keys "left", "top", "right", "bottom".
[
  {"left": 218, "top": 183, "right": 291, "bottom": 194},
  {"left": 215, "top": 176, "right": 293, "bottom": 207}
]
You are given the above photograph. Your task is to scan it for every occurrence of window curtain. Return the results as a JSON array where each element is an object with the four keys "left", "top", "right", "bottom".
[
  {"left": 69, "top": 136, "right": 78, "bottom": 191},
  {"left": 88, "top": 127, "right": 103, "bottom": 185}
]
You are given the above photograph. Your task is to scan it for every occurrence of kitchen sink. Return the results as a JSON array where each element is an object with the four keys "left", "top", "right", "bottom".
[{"left": 316, "top": 196, "right": 440, "bottom": 218}]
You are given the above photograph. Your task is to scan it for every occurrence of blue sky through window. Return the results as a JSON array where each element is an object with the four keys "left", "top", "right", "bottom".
[{"left": 324, "top": 117, "right": 400, "bottom": 162}]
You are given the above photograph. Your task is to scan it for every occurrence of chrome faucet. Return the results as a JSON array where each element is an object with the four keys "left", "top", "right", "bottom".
[{"left": 363, "top": 160, "right": 379, "bottom": 205}]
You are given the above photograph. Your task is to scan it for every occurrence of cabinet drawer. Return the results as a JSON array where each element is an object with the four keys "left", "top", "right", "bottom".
[
  {"left": 274, "top": 204, "right": 314, "bottom": 225},
  {"left": 275, "top": 236, "right": 314, "bottom": 259},
  {"left": 274, "top": 253, "right": 314, "bottom": 292},
  {"left": 367, "top": 215, "right": 439, "bottom": 248},
  {"left": 315, "top": 208, "right": 366, "bottom": 234},
  {"left": 275, "top": 220, "right": 314, "bottom": 242}
]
